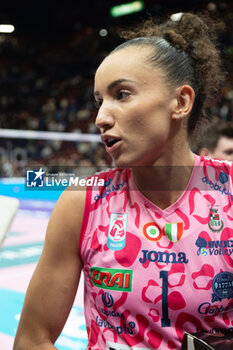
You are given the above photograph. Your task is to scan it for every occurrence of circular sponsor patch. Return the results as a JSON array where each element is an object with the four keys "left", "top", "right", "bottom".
[
  {"left": 200, "top": 247, "right": 208, "bottom": 256},
  {"left": 143, "top": 222, "right": 162, "bottom": 241},
  {"left": 212, "top": 272, "right": 233, "bottom": 300},
  {"left": 218, "top": 172, "right": 228, "bottom": 184}
]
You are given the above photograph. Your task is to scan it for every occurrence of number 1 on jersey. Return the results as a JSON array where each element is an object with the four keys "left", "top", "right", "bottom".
[{"left": 160, "top": 270, "right": 171, "bottom": 327}]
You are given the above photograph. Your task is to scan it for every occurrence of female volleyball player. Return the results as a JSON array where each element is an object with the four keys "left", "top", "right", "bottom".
[{"left": 14, "top": 12, "right": 233, "bottom": 350}]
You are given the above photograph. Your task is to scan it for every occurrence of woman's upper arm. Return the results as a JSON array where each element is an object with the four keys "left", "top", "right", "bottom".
[{"left": 13, "top": 187, "right": 86, "bottom": 349}]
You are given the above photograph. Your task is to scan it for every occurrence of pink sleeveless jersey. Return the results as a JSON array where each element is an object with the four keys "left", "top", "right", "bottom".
[{"left": 79, "top": 155, "right": 233, "bottom": 350}]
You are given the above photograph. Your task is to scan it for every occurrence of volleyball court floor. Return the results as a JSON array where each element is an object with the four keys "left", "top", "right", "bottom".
[{"left": 0, "top": 198, "right": 88, "bottom": 350}]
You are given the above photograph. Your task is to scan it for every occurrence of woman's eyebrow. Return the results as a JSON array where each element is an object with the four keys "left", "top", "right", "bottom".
[{"left": 94, "top": 78, "right": 135, "bottom": 97}]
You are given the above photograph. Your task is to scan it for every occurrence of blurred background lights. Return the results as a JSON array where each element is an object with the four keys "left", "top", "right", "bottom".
[
  {"left": 207, "top": 2, "right": 217, "bottom": 11},
  {"left": 170, "top": 13, "right": 183, "bottom": 22},
  {"left": 110, "top": 1, "right": 144, "bottom": 18},
  {"left": 0, "top": 24, "right": 15, "bottom": 33},
  {"left": 99, "top": 28, "right": 108, "bottom": 37}
]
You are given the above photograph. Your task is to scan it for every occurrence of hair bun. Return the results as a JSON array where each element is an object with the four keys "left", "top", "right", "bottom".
[
  {"left": 163, "top": 30, "right": 187, "bottom": 51},
  {"left": 170, "top": 13, "right": 184, "bottom": 22}
]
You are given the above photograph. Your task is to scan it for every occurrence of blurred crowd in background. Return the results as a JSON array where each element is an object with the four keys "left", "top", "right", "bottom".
[{"left": 0, "top": 1, "right": 233, "bottom": 177}]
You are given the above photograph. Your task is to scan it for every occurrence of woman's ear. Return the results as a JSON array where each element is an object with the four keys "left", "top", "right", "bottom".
[
  {"left": 199, "top": 147, "right": 212, "bottom": 157},
  {"left": 171, "top": 85, "right": 195, "bottom": 120}
]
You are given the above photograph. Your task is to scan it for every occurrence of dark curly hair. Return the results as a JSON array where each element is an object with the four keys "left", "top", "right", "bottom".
[{"left": 111, "top": 12, "right": 226, "bottom": 139}]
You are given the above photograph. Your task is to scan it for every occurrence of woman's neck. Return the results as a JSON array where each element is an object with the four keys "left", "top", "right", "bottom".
[{"left": 131, "top": 149, "right": 195, "bottom": 210}]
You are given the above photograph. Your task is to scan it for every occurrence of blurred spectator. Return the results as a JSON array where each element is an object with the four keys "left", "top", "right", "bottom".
[{"left": 196, "top": 120, "right": 233, "bottom": 161}]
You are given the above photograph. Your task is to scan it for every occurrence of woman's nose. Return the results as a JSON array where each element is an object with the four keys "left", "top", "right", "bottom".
[{"left": 95, "top": 103, "right": 115, "bottom": 131}]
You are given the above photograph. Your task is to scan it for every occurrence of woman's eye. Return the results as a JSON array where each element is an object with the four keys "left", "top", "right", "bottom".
[{"left": 118, "top": 90, "right": 130, "bottom": 99}]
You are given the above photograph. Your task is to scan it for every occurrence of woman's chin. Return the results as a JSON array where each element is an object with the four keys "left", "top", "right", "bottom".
[
  {"left": 113, "top": 158, "right": 143, "bottom": 168},
  {"left": 112, "top": 158, "right": 131, "bottom": 168}
]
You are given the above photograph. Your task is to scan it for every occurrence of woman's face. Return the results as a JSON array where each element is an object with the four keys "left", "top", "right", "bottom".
[{"left": 94, "top": 46, "right": 178, "bottom": 167}]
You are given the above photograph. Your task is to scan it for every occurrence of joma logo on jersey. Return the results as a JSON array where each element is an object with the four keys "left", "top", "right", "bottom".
[
  {"left": 139, "top": 249, "right": 189, "bottom": 264},
  {"left": 90, "top": 267, "right": 133, "bottom": 292}
]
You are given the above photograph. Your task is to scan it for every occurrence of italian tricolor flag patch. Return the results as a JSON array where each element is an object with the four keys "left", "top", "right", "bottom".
[{"left": 164, "top": 222, "right": 184, "bottom": 243}]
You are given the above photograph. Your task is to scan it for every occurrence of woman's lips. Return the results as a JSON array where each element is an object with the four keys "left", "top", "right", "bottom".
[{"left": 105, "top": 139, "right": 122, "bottom": 154}]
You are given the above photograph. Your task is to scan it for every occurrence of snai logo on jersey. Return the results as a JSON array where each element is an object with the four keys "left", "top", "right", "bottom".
[
  {"left": 90, "top": 267, "right": 133, "bottom": 292},
  {"left": 107, "top": 213, "right": 128, "bottom": 251}
]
